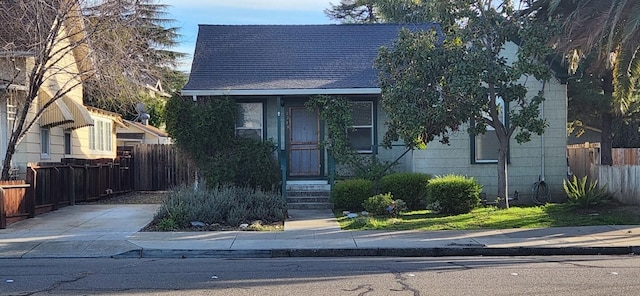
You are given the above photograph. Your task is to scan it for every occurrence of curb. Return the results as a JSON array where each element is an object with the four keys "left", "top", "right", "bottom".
[{"left": 114, "top": 246, "right": 640, "bottom": 259}]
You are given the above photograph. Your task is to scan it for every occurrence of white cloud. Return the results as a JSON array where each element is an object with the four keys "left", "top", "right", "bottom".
[{"left": 163, "top": 0, "right": 333, "bottom": 12}]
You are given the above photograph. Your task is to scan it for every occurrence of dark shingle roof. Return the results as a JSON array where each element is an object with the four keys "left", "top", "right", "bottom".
[{"left": 183, "top": 24, "right": 441, "bottom": 93}]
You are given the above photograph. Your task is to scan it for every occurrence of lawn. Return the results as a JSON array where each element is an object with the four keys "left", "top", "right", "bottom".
[{"left": 336, "top": 203, "right": 640, "bottom": 230}]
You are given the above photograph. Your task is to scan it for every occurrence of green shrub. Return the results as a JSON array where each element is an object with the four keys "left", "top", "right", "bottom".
[
  {"left": 166, "top": 97, "right": 281, "bottom": 190},
  {"left": 154, "top": 185, "right": 287, "bottom": 228},
  {"left": 363, "top": 193, "right": 394, "bottom": 216},
  {"left": 216, "top": 137, "right": 281, "bottom": 190},
  {"left": 426, "top": 174, "right": 482, "bottom": 215},
  {"left": 155, "top": 217, "right": 179, "bottom": 231},
  {"left": 563, "top": 175, "right": 611, "bottom": 209},
  {"left": 380, "top": 172, "right": 431, "bottom": 210},
  {"left": 331, "top": 179, "right": 374, "bottom": 211},
  {"left": 351, "top": 156, "right": 396, "bottom": 183}
]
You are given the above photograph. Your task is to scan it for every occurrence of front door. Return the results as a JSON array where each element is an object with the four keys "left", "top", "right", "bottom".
[{"left": 289, "top": 107, "right": 321, "bottom": 177}]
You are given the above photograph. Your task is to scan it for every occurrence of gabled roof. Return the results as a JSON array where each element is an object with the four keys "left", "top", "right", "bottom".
[
  {"left": 122, "top": 120, "right": 169, "bottom": 137},
  {"left": 183, "top": 24, "right": 442, "bottom": 96}
]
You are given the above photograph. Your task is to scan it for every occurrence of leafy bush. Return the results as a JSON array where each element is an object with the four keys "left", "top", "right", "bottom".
[
  {"left": 154, "top": 185, "right": 287, "bottom": 228},
  {"left": 331, "top": 179, "right": 374, "bottom": 211},
  {"left": 380, "top": 172, "right": 431, "bottom": 210},
  {"left": 351, "top": 155, "right": 396, "bottom": 183},
  {"left": 205, "top": 137, "right": 281, "bottom": 190},
  {"left": 563, "top": 175, "right": 611, "bottom": 209},
  {"left": 426, "top": 174, "right": 482, "bottom": 215},
  {"left": 166, "top": 96, "right": 281, "bottom": 190},
  {"left": 363, "top": 193, "right": 394, "bottom": 216}
]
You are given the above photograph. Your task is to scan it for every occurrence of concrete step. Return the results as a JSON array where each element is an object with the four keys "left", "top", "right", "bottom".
[
  {"left": 287, "top": 196, "right": 331, "bottom": 203},
  {"left": 288, "top": 202, "right": 334, "bottom": 210},
  {"left": 286, "top": 183, "right": 331, "bottom": 192},
  {"left": 287, "top": 190, "right": 331, "bottom": 197}
]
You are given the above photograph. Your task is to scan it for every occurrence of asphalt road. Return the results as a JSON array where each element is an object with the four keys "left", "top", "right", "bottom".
[{"left": 1, "top": 256, "right": 639, "bottom": 295}]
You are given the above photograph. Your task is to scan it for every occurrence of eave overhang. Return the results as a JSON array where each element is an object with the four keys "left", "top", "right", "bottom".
[{"left": 181, "top": 88, "right": 382, "bottom": 97}]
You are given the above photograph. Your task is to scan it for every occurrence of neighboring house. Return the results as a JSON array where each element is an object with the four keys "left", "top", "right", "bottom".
[
  {"left": 568, "top": 125, "right": 601, "bottom": 145},
  {"left": 117, "top": 120, "right": 172, "bottom": 147},
  {"left": 0, "top": 3, "right": 122, "bottom": 178},
  {"left": 181, "top": 24, "right": 568, "bottom": 201}
]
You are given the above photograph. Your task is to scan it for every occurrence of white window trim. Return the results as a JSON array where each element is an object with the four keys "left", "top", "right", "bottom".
[
  {"left": 235, "top": 102, "right": 264, "bottom": 139},
  {"left": 89, "top": 118, "right": 113, "bottom": 154},
  {"left": 350, "top": 101, "right": 374, "bottom": 154},
  {"left": 474, "top": 97, "right": 505, "bottom": 163},
  {"left": 64, "top": 131, "right": 72, "bottom": 156},
  {"left": 40, "top": 127, "right": 50, "bottom": 159}
]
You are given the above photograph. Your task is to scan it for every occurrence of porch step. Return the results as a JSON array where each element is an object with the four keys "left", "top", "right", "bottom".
[
  {"left": 287, "top": 196, "right": 331, "bottom": 203},
  {"left": 287, "top": 183, "right": 333, "bottom": 210},
  {"left": 287, "top": 202, "right": 334, "bottom": 210},
  {"left": 286, "top": 184, "right": 331, "bottom": 192}
]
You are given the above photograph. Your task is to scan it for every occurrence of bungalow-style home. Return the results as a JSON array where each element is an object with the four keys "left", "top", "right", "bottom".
[
  {"left": 116, "top": 120, "right": 172, "bottom": 147},
  {"left": 181, "top": 24, "right": 568, "bottom": 203},
  {"left": 0, "top": 2, "right": 124, "bottom": 179}
]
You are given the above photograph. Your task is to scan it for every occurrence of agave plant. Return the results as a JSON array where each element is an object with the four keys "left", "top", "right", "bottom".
[{"left": 563, "top": 175, "right": 611, "bottom": 209}]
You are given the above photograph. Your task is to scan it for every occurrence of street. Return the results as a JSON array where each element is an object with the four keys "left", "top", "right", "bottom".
[{"left": 1, "top": 256, "right": 639, "bottom": 295}]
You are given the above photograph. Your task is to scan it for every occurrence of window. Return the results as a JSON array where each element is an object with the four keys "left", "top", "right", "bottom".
[
  {"left": 64, "top": 131, "right": 72, "bottom": 155},
  {"left": 1, "top": 103, "right": 16, "bottom": 161},
  {"left": 89, "top": 118, "right": 112, "bottom": 153},
  {"left": 236, "top": 102, "right": 263, "bottom": 139},
  {"left": 348, "top": 101, "right": 374, "bottom": 153},
  {"left": 40, "top": 128, "right": 50, "bottom": 158},
  {"left": 473, "top": 97, "right": 506, "bottom": 163}
]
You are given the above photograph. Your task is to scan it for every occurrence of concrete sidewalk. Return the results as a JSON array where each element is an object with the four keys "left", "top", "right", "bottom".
[{"left": 1, "top": 205, "right": 639, "bottom": 259}]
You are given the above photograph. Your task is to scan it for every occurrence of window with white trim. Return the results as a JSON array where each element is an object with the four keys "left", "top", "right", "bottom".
[
  {"left": 40, "top": 127, "right": 50, "bottom": 158},
  {"left": 89, "top": 118, "right": 112, "bottom": 152},
  {"left": 1, "top": 102, "right": 16, "bottom": 161},
  {"left": 236, "top": 102, "right": 263, "bottom": 140},
  {"left": 64, "top": 131, "right": 72, "bottom": 155},
  {"left": 349, "top": 101, "right": 374, "bottom": 153},
  {"left": 473, "top": 97, "right": 505, "bottom": 163}
]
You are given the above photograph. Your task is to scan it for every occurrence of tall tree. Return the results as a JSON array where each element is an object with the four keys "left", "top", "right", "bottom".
[
  {"left": 0, "top": 0, "right": 175, "bottom": 180},
  {"left": 84, "top": 0, "right": 186, "bottom": 124},
  {"left": 326, "top": 0, "right": 473, "bottom": 28},
  {"left": 325, "top": 0, "right": 379, "bottom": 23},
  {"left": 376, "top": 0, "right": 555, "bottom": 208},
  {"left": 530, "top": 0, "right": 640, "bottom": 163}
]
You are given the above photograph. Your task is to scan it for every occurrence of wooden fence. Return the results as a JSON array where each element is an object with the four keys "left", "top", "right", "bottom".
[
  {"left": 2, "top": 145, "right": 195, "bottom": 228},
  {"left": 0, "top": 180, "right": 31, "bottom": 229},
  {"left": 567, "top": 144, "right": 640, "bottom": 205},
  {"left": 0, "top": 158, "right": 133, "bottom": 228},
  {"left": 598, "top": 165, "right": 640, "bottom": 205},
  {"left": 127, "top": 144, "right": 196, "bottom": 191},
  {"left": 567, "top": 143, "right": 601, "bottom": 179}
]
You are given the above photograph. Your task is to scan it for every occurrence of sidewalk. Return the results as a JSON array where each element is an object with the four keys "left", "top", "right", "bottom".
[{"left": 1, "top": 205, "right": 639, "bottom": 259}]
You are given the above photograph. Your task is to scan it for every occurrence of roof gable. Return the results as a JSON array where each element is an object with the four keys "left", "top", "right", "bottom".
[{"left": 183, "top": 24, "right": 441, "bottom": 94}]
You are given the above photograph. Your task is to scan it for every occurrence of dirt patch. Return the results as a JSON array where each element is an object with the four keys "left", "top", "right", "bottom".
[{"left": 88, "top": 191, "right": 168, "bottom": 204}]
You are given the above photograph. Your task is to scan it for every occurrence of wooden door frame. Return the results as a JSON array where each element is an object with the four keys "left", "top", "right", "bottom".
[{"left": 287, "top": 106, "right": 323, "bottom": 178}]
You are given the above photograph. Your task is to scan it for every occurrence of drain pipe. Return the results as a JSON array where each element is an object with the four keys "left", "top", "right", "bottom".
[{"left": 540, "top": 80, "right": 546, "bottom": 183}]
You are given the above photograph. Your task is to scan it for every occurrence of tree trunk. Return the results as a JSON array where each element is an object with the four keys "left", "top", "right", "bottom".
[
  {"left": 600, "top": 70, "right": 614, "bottom": 165},
  {"left": 600, "top": 112, "right": 613, "bottom": 165},
  {"left": 497, "top": 133, "right": 509, "bottom": 209}
]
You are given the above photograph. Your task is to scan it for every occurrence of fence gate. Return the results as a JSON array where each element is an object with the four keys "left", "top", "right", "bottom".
[{"left": 125, "top": 144, "right": 196, "bottom": 191}]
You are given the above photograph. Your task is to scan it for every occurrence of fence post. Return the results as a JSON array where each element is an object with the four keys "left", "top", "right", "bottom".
[
  {"left": 52, "top": 167, "right": 60, "bottom": 210},
  {"left": 69, "top": 166, "right": 76, "bottom": 205},
  {"left": 0, "top": 187, "right": 6, "bottom": 229},
  {"left": 26, "top": 167, "right": 36, "bottom": 218},
  {"left": 83, "top": 164, "right": 89, "bottom": 201}
]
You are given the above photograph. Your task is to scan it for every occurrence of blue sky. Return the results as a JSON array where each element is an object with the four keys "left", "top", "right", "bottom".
[{"left": 162, "top": 0, "right": 337, "bottom": 71}]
